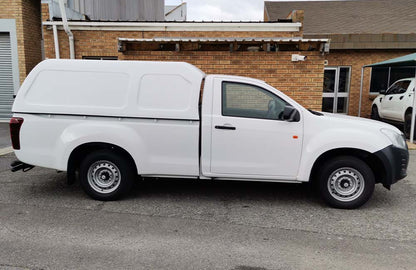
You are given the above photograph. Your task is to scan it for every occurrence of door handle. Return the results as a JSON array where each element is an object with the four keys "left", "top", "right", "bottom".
[
  {"left": 215, "top": 125, "right": 236, "bottom": 130},
  {"left": 389, "top": 96, "right": 393, "bottom": 100},
  {"left": 400, "top": 96, "right": 404, "bottom": 100}
]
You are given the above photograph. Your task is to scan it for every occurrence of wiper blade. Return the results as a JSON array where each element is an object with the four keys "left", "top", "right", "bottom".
[{"left": 308, "top": 109, "right": 324, "bottom": 116}]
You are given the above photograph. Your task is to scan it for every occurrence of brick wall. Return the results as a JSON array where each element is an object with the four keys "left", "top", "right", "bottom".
[
  {"left": 21, "top": 0, "right": 42, "bottom": 80},
  {"left": 325, "top": 50, "right": 415, "bottom": 117},
  {"left": 0, "top": 0, "right": 42, "bottom": 84},
  {"left": 122, "top": 51, "right": 324, "bottom": 110}
]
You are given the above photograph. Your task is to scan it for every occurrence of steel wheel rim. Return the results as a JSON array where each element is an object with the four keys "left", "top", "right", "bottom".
[
  {"left": 87, "top": 160, "right": 121, "bottom": 194},
  {"left": 327, "top": 167, "right": 365, "bottom": 202}
]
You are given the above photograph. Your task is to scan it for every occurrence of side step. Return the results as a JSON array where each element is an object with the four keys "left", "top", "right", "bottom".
[{"left": 10, "top": 160, "right": 34, "bottom": 172}]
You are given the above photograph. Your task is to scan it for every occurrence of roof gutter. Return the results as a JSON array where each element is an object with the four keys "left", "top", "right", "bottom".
[
  {"left": 58, "top": 0, "right": 75, "bottom": 59},
  {"left": 43, "top": 21, "right": 302, "bottom": 32}
]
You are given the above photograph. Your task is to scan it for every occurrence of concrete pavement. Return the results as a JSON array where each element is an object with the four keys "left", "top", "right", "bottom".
[{"left": 0, "top": 152, "right": 415, "bottom": 269}]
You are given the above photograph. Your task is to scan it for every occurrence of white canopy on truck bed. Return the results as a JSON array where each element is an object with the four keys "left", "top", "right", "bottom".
[{"left": 13, "top": 59, "right": 206, "bottom": 120}]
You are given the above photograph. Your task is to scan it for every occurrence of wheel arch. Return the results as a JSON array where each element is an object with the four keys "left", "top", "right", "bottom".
[
  {"left": 371, "top": 104, "right": 380, "bottom": 119},
  {"left": 67, "top": 142, "right": 138, "bottom": 184},
  {"left": 309, "top": 148, "right": 386, "bottom": 186},
  {"left": 405, "top": 107, "right": 412, "bottom": 117}
]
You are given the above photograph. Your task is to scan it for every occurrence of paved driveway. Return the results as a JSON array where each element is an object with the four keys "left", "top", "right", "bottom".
[{"left": 0, "top": 152, "right": 415, "bottom": 270}]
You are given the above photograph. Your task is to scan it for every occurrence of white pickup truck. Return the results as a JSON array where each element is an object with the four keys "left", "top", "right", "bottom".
[
  {"left": 371, "top": 78, "right": 415, "bottom": 139},
  {"left": 10, "top": 59, "right": 409, "bottom": 209}
]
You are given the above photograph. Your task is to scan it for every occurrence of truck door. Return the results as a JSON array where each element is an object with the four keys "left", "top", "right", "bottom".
[
  {"left": 381, "top": 80, "right": 410, "bottom": 120},
  {"left": 390, "top": 80, "right": 411, "bottom": 120},
  {"left": 380, "top": 85, "right": 395, "bottom": 119},
  {"left": 209, "top": 79, "right": 303, "bottom": 178}
]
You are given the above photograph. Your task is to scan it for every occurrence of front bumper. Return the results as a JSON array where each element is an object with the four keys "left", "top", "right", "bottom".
[{"left": 374, "top": 144, "right": 409, "bottom": 188}]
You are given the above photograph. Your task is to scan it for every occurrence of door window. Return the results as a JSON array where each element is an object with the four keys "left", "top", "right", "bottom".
[
  {"left": 386, "top": 80, "right": 411, "bottom": 95},
  {"left": 222, "top": 82, "right": 288, "bottom": 120}
]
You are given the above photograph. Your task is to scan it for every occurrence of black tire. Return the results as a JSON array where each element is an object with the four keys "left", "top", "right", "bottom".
[
  {"left": 370, "top": 106, "right": 380, "bottom": 121},
  {"left": 79, "top": 149, "right": 135, "bottom": 201},
  {"left": 404, "top": 112, "right": 415, "bottom": 140},
  {"left": 317, "top": 156, "right": 375, "bottom": 209}
]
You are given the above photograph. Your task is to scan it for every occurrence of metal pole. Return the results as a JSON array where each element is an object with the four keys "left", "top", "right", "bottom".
[
  {"left": 52, "top": 25, "right": 60, "bottom": 59},
  {"left": 410, "top": 70, "right": 416, "bottom": 143},
  {"left": 358, "top": 67, "right": 364, "bottom": 117},
  {"left": 59, "top": 0, "right": 75, "bottom": 59}
]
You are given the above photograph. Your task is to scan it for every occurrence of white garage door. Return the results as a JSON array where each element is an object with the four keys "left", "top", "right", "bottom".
[{"left": 0, "top": 33, "right": 14, "bottom": 120}]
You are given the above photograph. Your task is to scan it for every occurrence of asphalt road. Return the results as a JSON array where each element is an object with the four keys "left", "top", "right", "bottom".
[
  {"left": 0, "top": 123, "right": 10, "bottom": 148},
  {"left": 0, "top": 152, "right": 415, "bottom": 270}
]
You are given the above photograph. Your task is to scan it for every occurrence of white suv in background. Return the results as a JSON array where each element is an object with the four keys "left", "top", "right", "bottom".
[{"left": 371, "top": 78, "right": 415, "bottom": 139}]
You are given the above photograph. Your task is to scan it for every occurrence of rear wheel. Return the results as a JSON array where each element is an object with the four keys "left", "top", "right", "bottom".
[
  {"left": 318, "top": 156, "right": 375, "bottom": 209},
  {"left": 404, "top": 112, "right": 415, "bottom": 140},
  {"left": 370, "top": 106, "right": 380, "bottom": 120},
  {"left": 80, "top": 150, "right": 135, "bottom": 201}
]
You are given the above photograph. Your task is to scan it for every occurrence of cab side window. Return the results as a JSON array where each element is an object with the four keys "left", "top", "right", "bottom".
[
  {"left": 222, "top": 82, "right": 288, "bottom": 120},
  {"left": 386, "top": 81, "right": 411, "bottom": 95}
]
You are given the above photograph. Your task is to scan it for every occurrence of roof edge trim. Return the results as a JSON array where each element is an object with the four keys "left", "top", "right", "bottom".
[{"left": 43, "top": 21, "right": 302, "bottom": 32}]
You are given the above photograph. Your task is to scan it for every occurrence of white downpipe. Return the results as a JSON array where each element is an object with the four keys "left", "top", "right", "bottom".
[
  {"left": 358, "top": 67, "right": 364, "bottom": 117},
  {"left": 52, "top": 25, "right": 60, "bottom": 59},
  {"left": 411, "top": 72, "right": 416, "bottom": 143},
  {"left": 58, "top": 0, "right": 75, "bottom": 59},
  {"left": 49, "top": 1, "right": 60, "bottom": 59}
]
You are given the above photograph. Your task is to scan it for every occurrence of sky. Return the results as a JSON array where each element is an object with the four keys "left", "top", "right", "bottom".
[{"left": 164, "top": 0, "right": 345, "bottom": 21}]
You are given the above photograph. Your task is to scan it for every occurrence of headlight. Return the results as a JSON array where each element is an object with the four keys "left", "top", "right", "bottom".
[{"left": 380, "top": 128, "right": 407, "bottom": 149}]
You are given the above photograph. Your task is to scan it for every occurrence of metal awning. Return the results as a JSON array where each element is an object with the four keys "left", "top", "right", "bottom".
[
  {"left": 364, "top": 53, "right": 416, "bottom": 68},
  {"left": 118, "top": 37, "right": 329, "bottom": 43}
]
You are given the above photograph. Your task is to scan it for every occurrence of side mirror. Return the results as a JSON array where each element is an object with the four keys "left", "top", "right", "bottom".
[
  {"left": 282, "top": 105, "right": 300, "bottom": 122},
  {"left": 379, "top": 89, "right": 386, "bottom": 95}
]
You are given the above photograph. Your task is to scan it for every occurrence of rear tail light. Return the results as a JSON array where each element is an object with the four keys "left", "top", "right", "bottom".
[{"left": 9, "top": 117, "right": 24, "bottom": 150}]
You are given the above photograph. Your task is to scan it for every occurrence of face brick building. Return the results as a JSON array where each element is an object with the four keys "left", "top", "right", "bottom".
[
  {"left": 0, "top": 0, "right": 329, "bottom": 120},
  {"left": 1, "top": 0, "right": 414, "bottom": 120}
]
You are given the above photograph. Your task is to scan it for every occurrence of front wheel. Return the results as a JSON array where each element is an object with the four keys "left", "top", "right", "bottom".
[
  {"left": 317, "top": 156, "right": 375, "bottom": 209},
  {"left": 80, "top": 150, "right": 135, "bottom": 201}
]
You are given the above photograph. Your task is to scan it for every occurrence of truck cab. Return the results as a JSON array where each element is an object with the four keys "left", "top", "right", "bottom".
[{"left": 201, "top": 75, "right": 303, "bottom": 179}]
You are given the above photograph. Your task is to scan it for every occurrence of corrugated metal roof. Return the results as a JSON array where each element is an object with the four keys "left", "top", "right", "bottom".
[
  {"left": 364, "top": 53, "right": 416, "bottom": 67},
  {"left": 68, "top": 0, "right": 165, "bottom": 21},
  {"left": 118, "top": 37, "right": 329, "bottom": 43}
]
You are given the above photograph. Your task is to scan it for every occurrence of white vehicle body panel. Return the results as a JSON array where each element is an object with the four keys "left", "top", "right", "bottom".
[
  {"left": 14, "top": 113, "right": 200, "bottom": 176},
  {"left": 13, "top": 60, "right": 400, "bottom": 184},
  {"left": 297, "top": 112, "right": 394, "bottom": 181},
  {"left": 13, "top": 59, "right": 205, "bottom": 120},
  {"left": 372, "top": 78, "right": 415, "bottom": 122},
  {"left": 201, "top": 75, "right": 303, "bottom": 179}
]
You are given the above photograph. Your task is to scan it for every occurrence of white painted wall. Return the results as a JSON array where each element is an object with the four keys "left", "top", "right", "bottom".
[{"left": 165, "top": 3, "right": 187, "bottom": 21}]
